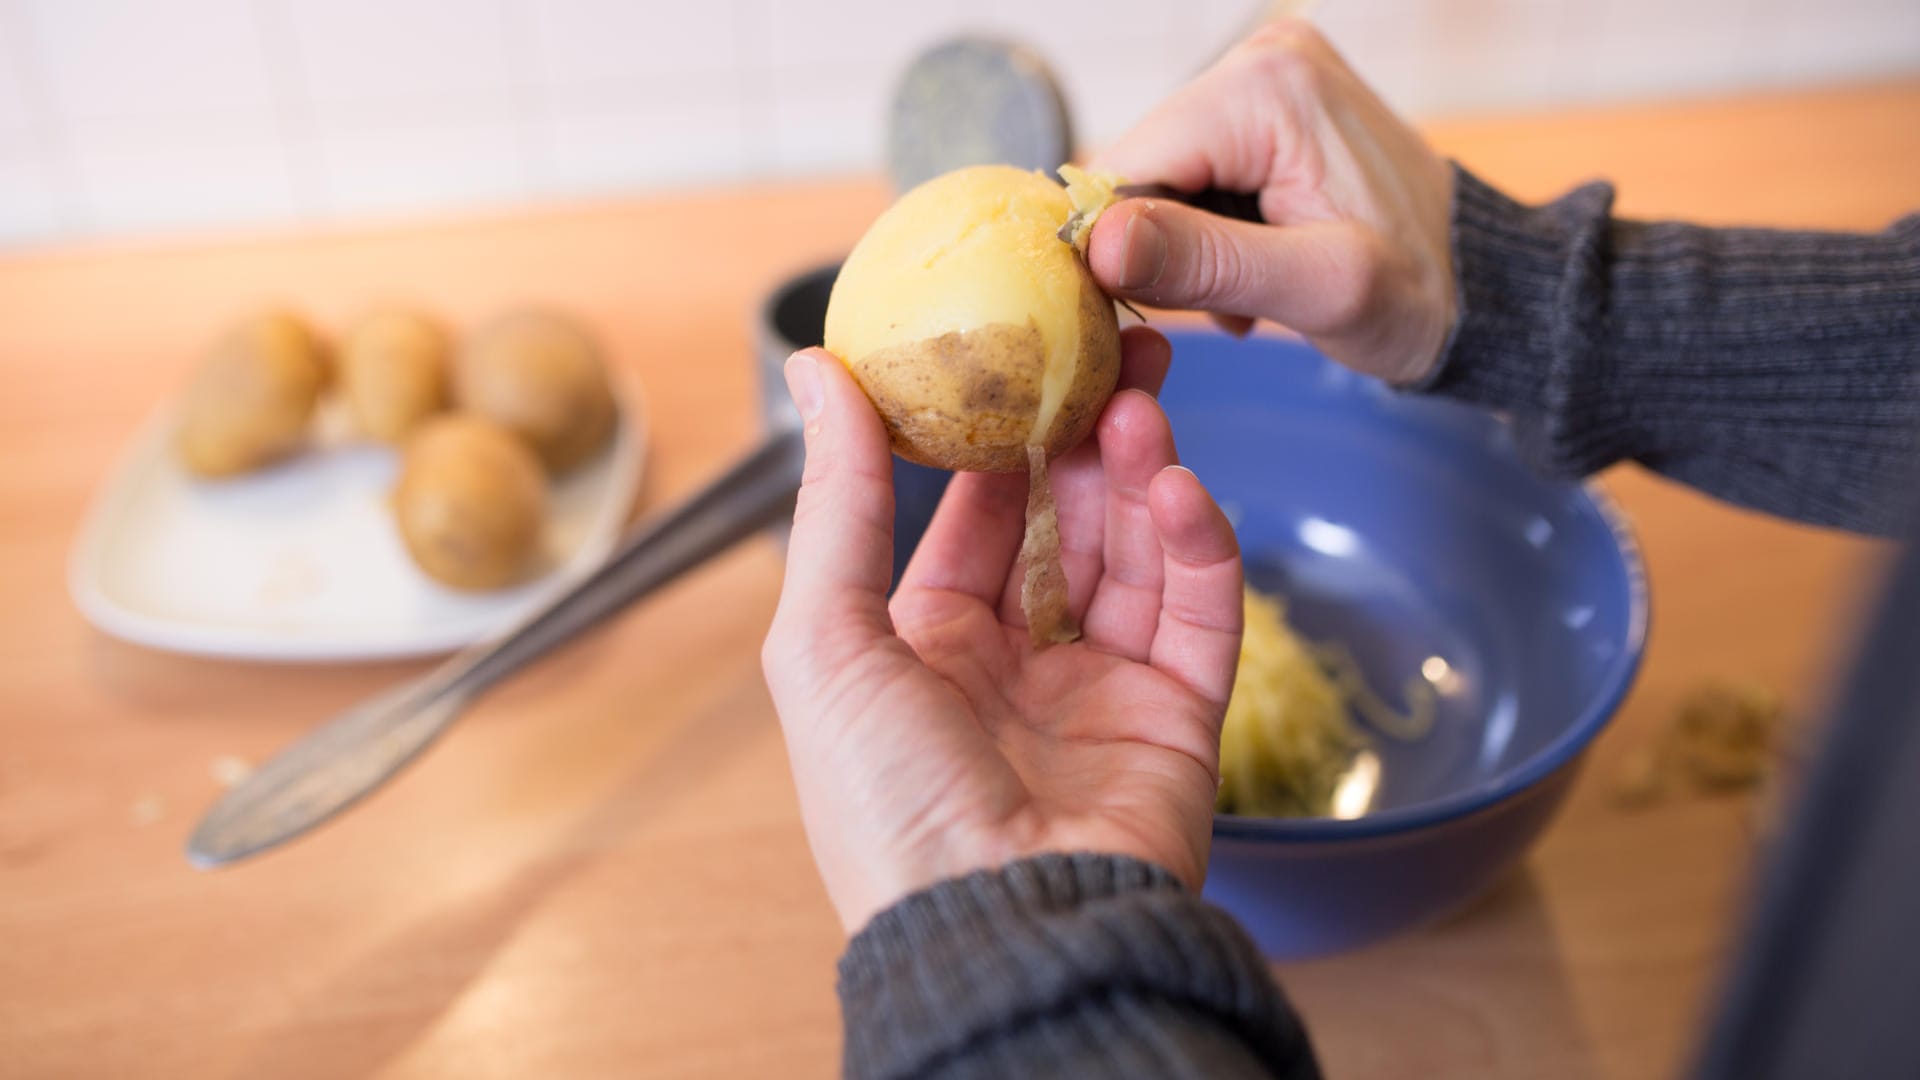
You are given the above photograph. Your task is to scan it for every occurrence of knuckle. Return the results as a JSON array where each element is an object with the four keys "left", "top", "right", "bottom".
[
  {"left": 762, "top": 612, "right": 808, "bottom": 687},
  {"left": 759, "top": 627, "right": 788, "bottom": 679},
  {"left": 789, "top": 485, "right": 832, "bottom": 533},
  {"left": 1243, "top": 18, "right": 1331, "bottom": 87},
  {"left": 1189, "top": 222, "right": 1252, "bottom": 309}
]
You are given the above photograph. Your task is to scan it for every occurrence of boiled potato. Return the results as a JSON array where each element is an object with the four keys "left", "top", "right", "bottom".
[
  {"left": 175, "top": 310, "right": 329, "bottom": 477},
  {"left": 823, "top": 164, "right": 1121, "bottom": 472},
  {"left": 340, "top": 309, "right": 450, "bottom": 442},
  {"left": 456, "top": 311, "right": 615, "bottom": 473},
  {"left": 393, "top": 415, "right": 546, "bottom": 590}
]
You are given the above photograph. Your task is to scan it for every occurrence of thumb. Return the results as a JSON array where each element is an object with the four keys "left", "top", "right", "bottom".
[
  {"left": 766, "top": 348, "right": 897, "bottom": 666},
  {"left": 1087, "top": 200, "right": 1376, "bottom": 336}
]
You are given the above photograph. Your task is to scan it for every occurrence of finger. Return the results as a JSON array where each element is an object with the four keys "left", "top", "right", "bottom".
[
  {"left": 1147, "top": 466, "right": 1243, "bottom": 709},
  {"left": 765, "top": 349, "right": 897, "bottom": 668},
  {"left": 1087, "top": 200, "right": 1376, "bottom": 335},
  {"left": 1116, "top": 324, "right": 1173, "bottom": 396},
  {"left": 1079, "top": 391, "right": 1180, "bottom": 660},
  {"left": 896, "top": 470, "right": 1027, "bottom": 608}
]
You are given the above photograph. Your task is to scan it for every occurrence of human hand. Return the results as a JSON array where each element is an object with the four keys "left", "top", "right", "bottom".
[
  {"left": 762, "top": 328, "right": 1243, "bottom": 934},
  {"left": 1086, "top": 19, "right": 1457, "bottom": 385}
]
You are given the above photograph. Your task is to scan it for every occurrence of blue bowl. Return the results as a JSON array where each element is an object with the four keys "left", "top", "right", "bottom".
[{"left": 893, "top": 330, "right": 1648, "bottom": 959}]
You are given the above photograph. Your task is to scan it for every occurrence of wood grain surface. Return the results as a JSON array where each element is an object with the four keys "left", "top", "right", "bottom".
[{"left": 1, "top": 81, "right": 1915, "bottom": 1079}]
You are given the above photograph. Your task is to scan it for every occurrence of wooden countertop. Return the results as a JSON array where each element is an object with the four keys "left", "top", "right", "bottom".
[{"left": 3, "top": 82, "right": 1916, "bottom": 1079}]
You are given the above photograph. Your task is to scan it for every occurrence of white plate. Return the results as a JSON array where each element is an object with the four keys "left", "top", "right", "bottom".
[{"left": 69, "top": 384, "right": 646, "bottom": 662}]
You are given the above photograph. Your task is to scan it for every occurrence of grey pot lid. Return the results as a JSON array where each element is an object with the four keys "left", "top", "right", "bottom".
[{"left": 886, "top": 37, "right": 1074, "bottom": 194}]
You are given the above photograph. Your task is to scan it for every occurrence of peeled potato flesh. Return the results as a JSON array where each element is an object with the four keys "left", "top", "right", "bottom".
[
  {"left": 175, "top": 310, "right": 329, "bottom": 477},
  {"left": 456, "top": 311, "right": 616, "bottom": 473},
  {"left": 394, "top": 415, "right": 547, "bottom": 590},
  {"left": 341, "top": 309, "right": 450, "bottom": 442},
  {"left": 822, "top": 164, "right": 1122, "bottom": 473}
]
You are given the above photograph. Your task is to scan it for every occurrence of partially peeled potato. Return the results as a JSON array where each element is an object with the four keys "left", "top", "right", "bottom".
[
  {"left": 823, "top": 164, "right": 1122, "bottom": 473},
  {"left": 824, "top": 164, "right": 1126, "bottom": 644}
]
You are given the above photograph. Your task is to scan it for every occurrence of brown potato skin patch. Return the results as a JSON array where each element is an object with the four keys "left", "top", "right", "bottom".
[
  {"left": 844, "top": 269, "right": 1123, "bottom": 473},
  {"left": 851, "top": 321, "right": 1046, "bottom": 472}
]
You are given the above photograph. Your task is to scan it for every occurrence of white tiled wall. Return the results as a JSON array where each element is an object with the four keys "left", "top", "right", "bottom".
[{"left": 1, "top": 0, "right": 1916, "bottom": 247}]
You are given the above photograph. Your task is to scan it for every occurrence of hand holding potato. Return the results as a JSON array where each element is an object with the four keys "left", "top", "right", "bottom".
[{"left": 762, "top": 329, "right": 1244, "bottom": 933}]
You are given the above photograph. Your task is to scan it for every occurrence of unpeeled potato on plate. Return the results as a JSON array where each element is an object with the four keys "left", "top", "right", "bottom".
[
  {"left": 392, "top": 415, "right": 547, "bottom": 591},
  {"left": 174, "top": 310, "right": 330, "bottom": 477},
  {"left": 340, "top": 309, "right": 451, "bottom": 443},
  {"left": 456, "top": 311, "right": 616, "bottom": 474}
]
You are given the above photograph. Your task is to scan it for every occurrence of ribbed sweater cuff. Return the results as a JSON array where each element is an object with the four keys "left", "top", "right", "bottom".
[
  {"left": 838, "top": 852, "right": 1311, "bottom": 1079},
  {"left": 1418, "top": 164, "right": 1633, "bottom": 476}
]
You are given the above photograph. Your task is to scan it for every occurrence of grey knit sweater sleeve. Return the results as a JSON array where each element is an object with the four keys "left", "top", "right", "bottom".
[
  {"left": 1424, "top": 165, "right": 1920, "bottom": 536},
  {"left": 837, "top": 853, "right": 1320, "bottom": 1080}
]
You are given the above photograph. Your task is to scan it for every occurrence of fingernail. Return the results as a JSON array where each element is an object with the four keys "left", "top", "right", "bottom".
[
  {"left": 1118, "top": 209, "right": 1168, "bottom": 290},
  {"left": 785, "top": 352, "right": 823, "bottom": 421}
]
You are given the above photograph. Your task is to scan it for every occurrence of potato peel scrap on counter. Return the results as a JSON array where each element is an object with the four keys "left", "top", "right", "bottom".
[
  {"left": 1613, "top": 680, "right": 1784, "bottom": 809},
  {"left": 1019, "top": 444, "right": 1079, "bottom": 646}
]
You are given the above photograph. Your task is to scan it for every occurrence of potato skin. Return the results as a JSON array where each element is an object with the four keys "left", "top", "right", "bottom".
[
  {"left": 456, "top": 311, "right": 615, "bottom": 473},
  {"left": 341, "top": 309, "right": 450, "bottom": 443},
  {"left": 854, "top": 321, "right": 1044, "bottom": 472},
  {"left": 175, "top": 310, "right": 329, "bottom": 477},
  {"left": 846, "top": 262, "right": 1119, "bottom": 472},
  {"left": 393, "top": 415, "right": 547, "bottom": 590}
]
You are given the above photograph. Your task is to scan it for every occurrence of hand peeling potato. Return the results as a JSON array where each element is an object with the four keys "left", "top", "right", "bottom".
[{"left": 825, "top": 164, "right": 1125, "bottom": 646}]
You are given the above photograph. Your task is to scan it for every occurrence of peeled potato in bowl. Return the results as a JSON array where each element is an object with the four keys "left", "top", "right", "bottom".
[
  {"left": 823, "top": 164, "right": 1121, "bottom": 473},
  {"left": 393, "top": 415, "right": 547, "bottom": 590},
  {"left": 455, "top": 311, "right": 616, "bottom": 474},
  {"left": 174, "top": 310, "right": 330, "bottom": 477}
]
